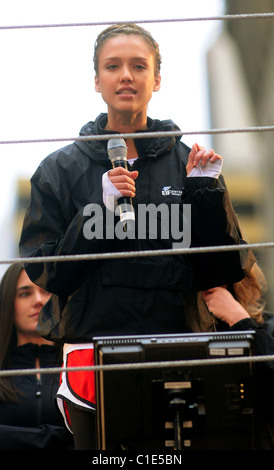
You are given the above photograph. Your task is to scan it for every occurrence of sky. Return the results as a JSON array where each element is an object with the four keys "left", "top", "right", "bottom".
[{"left": 0, "top": 0, "right": 224, "bottom": 264}]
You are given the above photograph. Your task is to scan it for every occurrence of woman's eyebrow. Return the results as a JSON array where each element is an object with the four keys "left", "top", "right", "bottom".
[
  {"left": 103, "top": 56, "right": 149, "bottom": 62},
  {"left": 16, "top": 285, "right": 33, "bottom": 292}
]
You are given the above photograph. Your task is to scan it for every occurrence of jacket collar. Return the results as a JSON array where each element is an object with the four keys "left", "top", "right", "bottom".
[
  {"left": 11, "top": 343, "right": 60, "bottom": 368},
  {"left": 74, "top": 113, "right": 181, "bottom": 163}
]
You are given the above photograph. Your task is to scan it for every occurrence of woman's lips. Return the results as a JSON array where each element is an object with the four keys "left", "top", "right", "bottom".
[
  {"left": 30, "top": 312, "right": 40, "bottom": 318},
  {"left": 116, "top": 87, "right": 136, "bottom": 95}
]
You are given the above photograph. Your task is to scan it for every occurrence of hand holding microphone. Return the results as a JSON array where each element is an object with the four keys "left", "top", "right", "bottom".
[
  {"left": 108, "top": 166, "right": 138, "bottom": 198},
  {"left": 107, "top": 138, "right": 138, "bottom": 231}
]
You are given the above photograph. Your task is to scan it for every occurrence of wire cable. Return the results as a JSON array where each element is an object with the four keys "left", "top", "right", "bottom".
[
  {"left": 1, "top": 13, "right": 274, "bottom": 31},
  {"left": 0, "top": 354, "right": 274, "bottom": 378},
  {"left": 0, "top": 125, "right": 273, "bottom": 146},
  {"left": 1, "top": 242, "right": 274, "bottom": 266}
]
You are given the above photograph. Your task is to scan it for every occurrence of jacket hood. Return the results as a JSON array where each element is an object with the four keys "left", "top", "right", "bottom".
[{"left": 74, "top": 113, "right": 182, "bottom": 163}]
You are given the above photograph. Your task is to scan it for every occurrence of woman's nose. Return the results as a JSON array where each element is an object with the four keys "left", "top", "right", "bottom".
[
  {"left": 120, "top": 65, "right": 133, "bottom": 82},
  {"left": 33, "top": 291, "right": 46, "bottom": 307}
]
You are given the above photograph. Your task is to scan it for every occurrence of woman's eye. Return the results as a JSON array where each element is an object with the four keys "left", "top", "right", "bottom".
[
  {"left": 106, "top": 64, "right": 118, "bottom": 70},
  {"left": 19, "top": 291, "right": 30, "bottom": 298}
]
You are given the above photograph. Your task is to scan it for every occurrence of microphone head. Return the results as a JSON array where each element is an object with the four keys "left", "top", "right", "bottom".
[{"left": 107, "top": 138, "right": 127, "bottom": 161}]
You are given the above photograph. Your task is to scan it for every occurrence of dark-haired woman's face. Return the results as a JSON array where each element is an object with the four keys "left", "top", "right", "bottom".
[
  {"left": 14, "top": 270, "right": 51, "bottom": 344},
  {"left": 95, "top": 34, "right": 161, "bottom": 120}
]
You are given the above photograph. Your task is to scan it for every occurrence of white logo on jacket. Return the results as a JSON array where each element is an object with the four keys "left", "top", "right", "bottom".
[{"left": 162, "top": 186, "right": 182, "bottom": 196}]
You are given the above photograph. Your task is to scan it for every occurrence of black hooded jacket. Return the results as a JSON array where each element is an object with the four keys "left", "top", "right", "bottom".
[
  {"left": 19, "top": 114, "right": 255, "bottom": 343},
  {"left": 0, "top": 344, "right": 73, "bottom": 449}
]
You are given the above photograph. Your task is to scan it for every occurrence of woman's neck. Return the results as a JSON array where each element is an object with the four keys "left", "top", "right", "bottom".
[
  {"left": 105, "top": 111, "right": 147, "bottom": 159},
  {"left": 17, "top": 333, "right": 54, "bottom": 347},
  {"left": 105, "top": 110, "right": 147, "bottom": 134}
]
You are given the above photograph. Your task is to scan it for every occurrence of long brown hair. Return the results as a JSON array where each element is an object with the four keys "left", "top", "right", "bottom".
[
  {"left": 232, "top": 262, "right": 266, "bottom": 324},
  {"left": 0, "top": 263, "right": 24, "bottom": 402},
  {"left": 185, "top": 263, "right": 267, "bottom": 332}
]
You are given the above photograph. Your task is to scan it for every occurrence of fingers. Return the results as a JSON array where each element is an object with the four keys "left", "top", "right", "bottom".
[
  {"left": 202, "top": 288, "right": 215, "bottom": 300},
  {"left": 188, "top": 143, "right": 198, "bottom": 162},
  {"left": 189, "top": 143, "right": 222, "bottom": 168},
  {"left": 109, "top": 167, "right": 138, "bottom": 198},
  {"left": 203, "top": 287, "right": 225, "bottom": 296}
]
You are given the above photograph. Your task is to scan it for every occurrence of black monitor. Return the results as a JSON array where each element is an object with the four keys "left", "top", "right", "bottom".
[{"left": 94, "top": 331, "right": 256, "bottom": 450}]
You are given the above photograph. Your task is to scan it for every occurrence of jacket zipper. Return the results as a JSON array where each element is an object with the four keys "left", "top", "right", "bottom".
[{"left": 35, "top": 356, "right": 42, "bottom": 425}]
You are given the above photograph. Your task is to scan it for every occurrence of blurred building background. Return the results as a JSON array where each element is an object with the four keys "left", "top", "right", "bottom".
[{"left": 207, "top": 0, "right": 274, "bottom": 309}]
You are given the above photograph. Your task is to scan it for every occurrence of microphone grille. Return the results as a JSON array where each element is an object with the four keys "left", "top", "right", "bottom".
[{"left": 107, "top": 138, "right": 127, "bottom": 160}]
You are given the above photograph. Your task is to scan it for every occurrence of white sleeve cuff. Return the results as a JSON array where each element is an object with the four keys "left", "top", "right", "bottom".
[
  {"left": 188, "top": 158, "right": 223, "bottom": 179},
  {"left": 102, "top": 171, "right": 123, "bottom": 212}
]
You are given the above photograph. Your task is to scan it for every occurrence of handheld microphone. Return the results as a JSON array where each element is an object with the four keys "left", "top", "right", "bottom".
[{"left": 107, "top": 138, "right": 135, "bottom": 231}]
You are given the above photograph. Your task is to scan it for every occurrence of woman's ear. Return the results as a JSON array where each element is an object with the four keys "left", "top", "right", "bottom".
[
  {"left": 153, "top": 74, "right": 161, "bottom": 92},
  {"left": 95, "top": 75, "right": 101, "bottom": 93}
]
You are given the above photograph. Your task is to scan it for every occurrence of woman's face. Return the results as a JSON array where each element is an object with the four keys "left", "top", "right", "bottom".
[
  {"left": 95, "top": 34, "right": 161, "bottom": 122},
  {"left": 14, "top": 270, "right": 51, "bottom": 344}
]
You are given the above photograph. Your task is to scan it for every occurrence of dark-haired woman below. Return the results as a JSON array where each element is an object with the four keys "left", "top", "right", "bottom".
[{"left": 0, "top": 264, "right": 73, "bottom": 449}]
